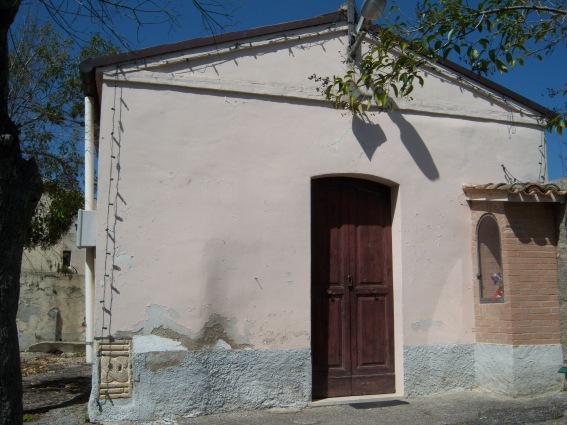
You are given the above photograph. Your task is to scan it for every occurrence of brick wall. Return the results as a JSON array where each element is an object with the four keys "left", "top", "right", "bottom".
[{"left": 471, "top": 201, "right": 560, "bottom": 345}]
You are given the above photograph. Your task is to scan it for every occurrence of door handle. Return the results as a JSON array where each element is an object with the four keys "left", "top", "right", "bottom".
[
  {"left": 327, "top": 289, "right": 335, "bottom": 295},
  {"left": 347, "top": 275, "right": 353, "bottom": 287}
]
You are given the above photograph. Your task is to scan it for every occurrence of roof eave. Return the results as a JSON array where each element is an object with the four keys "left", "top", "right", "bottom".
[
  {"left": 80, "top": 10, "right": 347, "bottom": 99},
  {"left": 81, "top": 10, "right": 555, "bottom": 123},
  {"left": 463, "top": 183, "right": 566, "bottom": 203},
  {"left": 365, "top": 24, "right": 555, "bottom": 120}
]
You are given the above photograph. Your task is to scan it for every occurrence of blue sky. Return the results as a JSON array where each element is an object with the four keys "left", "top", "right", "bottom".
[{"left": 27, "top": 0, "right": 567, "bottom": 180}]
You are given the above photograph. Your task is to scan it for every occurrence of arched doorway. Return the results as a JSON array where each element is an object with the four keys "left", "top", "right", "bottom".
[{"left": 311, "top": 177, "right": 395, "bottom": 398}]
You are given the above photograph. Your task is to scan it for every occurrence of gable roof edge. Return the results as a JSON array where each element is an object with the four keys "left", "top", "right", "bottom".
[
  {"left": 436, "top": 57, "right": 554, "bottom": 119},
  {"left": 80, "top": 11, "right": 347, "bottom": 99},
  {"left": 81, "top": 9, "right": 554, "bottom": 122}
]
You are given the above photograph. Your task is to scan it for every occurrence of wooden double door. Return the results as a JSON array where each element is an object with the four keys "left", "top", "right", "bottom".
[{"left": 311, "top": 177, "right": 395, "bottom": 398}]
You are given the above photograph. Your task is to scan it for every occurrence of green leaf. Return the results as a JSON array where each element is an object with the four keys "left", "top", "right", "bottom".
[
  {"left": 468, "top": 47, "right": 479, "bottom": 60},
  {"left": 9, "top": 17, "right": 118, "bottom": 249},
  {"left": 495, "top": 58, "right": 508, "bottom": 72},
  {"left": 391, "top": 84, "right": 399, "bottom": 97},
  {"left": 447, "top": 28, "right": 455, "bottom": 41}
]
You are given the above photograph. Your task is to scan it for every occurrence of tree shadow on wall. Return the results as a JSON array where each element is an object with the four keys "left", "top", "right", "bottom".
[
  {"left": 352, "top": 115, "right": 387, "bottom": 161},
  {"left": 352, "top": 111, "right": 440, "bottom": 181}
]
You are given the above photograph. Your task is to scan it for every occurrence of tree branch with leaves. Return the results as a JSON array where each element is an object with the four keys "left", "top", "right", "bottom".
[
  {"left": 324, "top": 0, "right": 567, "bottom": 134},
  {"left": 9, "top": 17, "right": 120, "bottom": 249}
]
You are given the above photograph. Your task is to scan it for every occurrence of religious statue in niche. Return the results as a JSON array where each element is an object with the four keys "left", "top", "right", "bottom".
[{"left": 492, "top": 273, "right": 503, "bottom": 298}]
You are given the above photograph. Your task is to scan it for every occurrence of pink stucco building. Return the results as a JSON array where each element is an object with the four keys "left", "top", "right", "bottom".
[{"left": 80, "top": 10, "right": 565, "bottom": 421}]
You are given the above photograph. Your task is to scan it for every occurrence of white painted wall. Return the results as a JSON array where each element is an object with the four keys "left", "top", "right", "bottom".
[{"left": 93, "top": 24, "right": 545, "bottom": 354}]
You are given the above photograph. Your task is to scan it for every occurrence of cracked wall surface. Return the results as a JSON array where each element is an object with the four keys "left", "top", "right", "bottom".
[
  {"left": 18, "top": 273, "right": 85, "bottom": 350},
  {"left": 89, "top": 335, "right": 311, "bottom": 421},
  {"left": 93, "top": 27, "right": 546, "bottom": 353},
  {"left": 18, "top": 225, "right": 85, "bottom": 351},
  {"left": 89, "top": 18, "right": 556, "bottom": 421}
]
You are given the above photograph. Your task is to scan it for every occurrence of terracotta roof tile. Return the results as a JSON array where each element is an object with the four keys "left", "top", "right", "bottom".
[{"left": 463, "top": 182, "right": 567, "bottom": 202}]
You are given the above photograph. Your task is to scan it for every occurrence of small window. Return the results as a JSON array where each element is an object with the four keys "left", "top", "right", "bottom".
[
  {"left": 477, "top": 214, "right": 504, "bottom": 303},
  {"left": 62, "top": 250, "right": 72, "bottom": 268}
]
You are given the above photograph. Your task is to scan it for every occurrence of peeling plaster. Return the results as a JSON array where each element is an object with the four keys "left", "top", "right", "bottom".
[
  {"left": 133, "top": 305, "right": 252, "bottom": 351},
  {"left": 115, "top": 254, "right": 134, "bottom": 268},
  {"left": 411, "top": 319, "right": 444, "bottom": 332},
  {"left": 134, "top": 335, "right": 186, "bottom": 353},
  {"left": 151, "top": 320, "right": 251, "bottom": 351},
  {"left": 90, "top": 344, "right": 311, "bottom": 421},
  {"left": 132, "top": 304, "right": 194, "bottom": 339},
  {"left": 146, "top": 351, "right": 186, "bottom": 371}
]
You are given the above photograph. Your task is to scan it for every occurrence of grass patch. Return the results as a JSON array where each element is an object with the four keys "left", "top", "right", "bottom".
[{"left": 23, "top": 413, "right": 38, "bottom": 422}]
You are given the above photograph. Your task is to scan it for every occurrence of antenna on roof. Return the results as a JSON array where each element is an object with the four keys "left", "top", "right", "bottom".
[{"left": 347, "top": 0, "right": 387, "bottom": 61}]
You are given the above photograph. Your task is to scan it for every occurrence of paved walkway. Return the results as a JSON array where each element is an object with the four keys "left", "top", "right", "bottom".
[{"left": 101, "top": 390, "right": 567, "bottom": 425}]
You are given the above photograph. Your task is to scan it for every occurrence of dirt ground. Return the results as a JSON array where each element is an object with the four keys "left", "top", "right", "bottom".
[{"left": 21, "top": 352, "right": 93, "bottom": 424}]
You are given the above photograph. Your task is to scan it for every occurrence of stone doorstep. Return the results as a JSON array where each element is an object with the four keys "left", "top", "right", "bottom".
[{"left": 309, "top": 393, "right": 404, "bottom": 407}]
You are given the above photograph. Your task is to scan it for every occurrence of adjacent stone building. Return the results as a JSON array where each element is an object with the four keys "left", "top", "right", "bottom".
[{"left": 18, "top": 223, "right": 85, "bottom": 352}]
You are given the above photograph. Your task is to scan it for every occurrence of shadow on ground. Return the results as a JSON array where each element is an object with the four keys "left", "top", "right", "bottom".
[
  {"left": 24, "top": 375, "right": 91, "bottom": 414},
  {"left": 21, "top": 353, "right": 92, "bottom": 423}
]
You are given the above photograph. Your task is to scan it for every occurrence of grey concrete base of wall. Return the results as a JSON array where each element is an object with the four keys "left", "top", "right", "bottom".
[
  {"left": 89, "top": 340, "right": 564, "bottom": 421},
  {"left": 475, "top": 343, "right": 563, "bottom": 396},
  {"left": 88, "top": 336, "right": 311, "bottom": 421},
  {"left": 404, "top": 344, "right": 476, "bottom": 397},
  {"left": 404, "top": 344, "right": 563, "bottom": 398}
]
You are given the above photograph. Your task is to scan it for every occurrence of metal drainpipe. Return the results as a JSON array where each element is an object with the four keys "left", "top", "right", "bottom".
[{"left": 85, "top": 96, "right": 96, "bottom": 364}]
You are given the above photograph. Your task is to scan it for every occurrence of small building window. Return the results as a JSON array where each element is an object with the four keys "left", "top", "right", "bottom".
[
  {"left": 477, "top": 214, "right": 504, "bottom": 303},
  {"left": 62, "top": 250, "right": 72, "bottom": 268}
]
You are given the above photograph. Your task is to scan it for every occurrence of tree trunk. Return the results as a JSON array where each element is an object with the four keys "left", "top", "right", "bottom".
[
  {"left": 0, "top": 146, "right": 42, "bottom": 425},
  {"left": 0, "top": 2, "right": 43, "bottom": 425}
]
